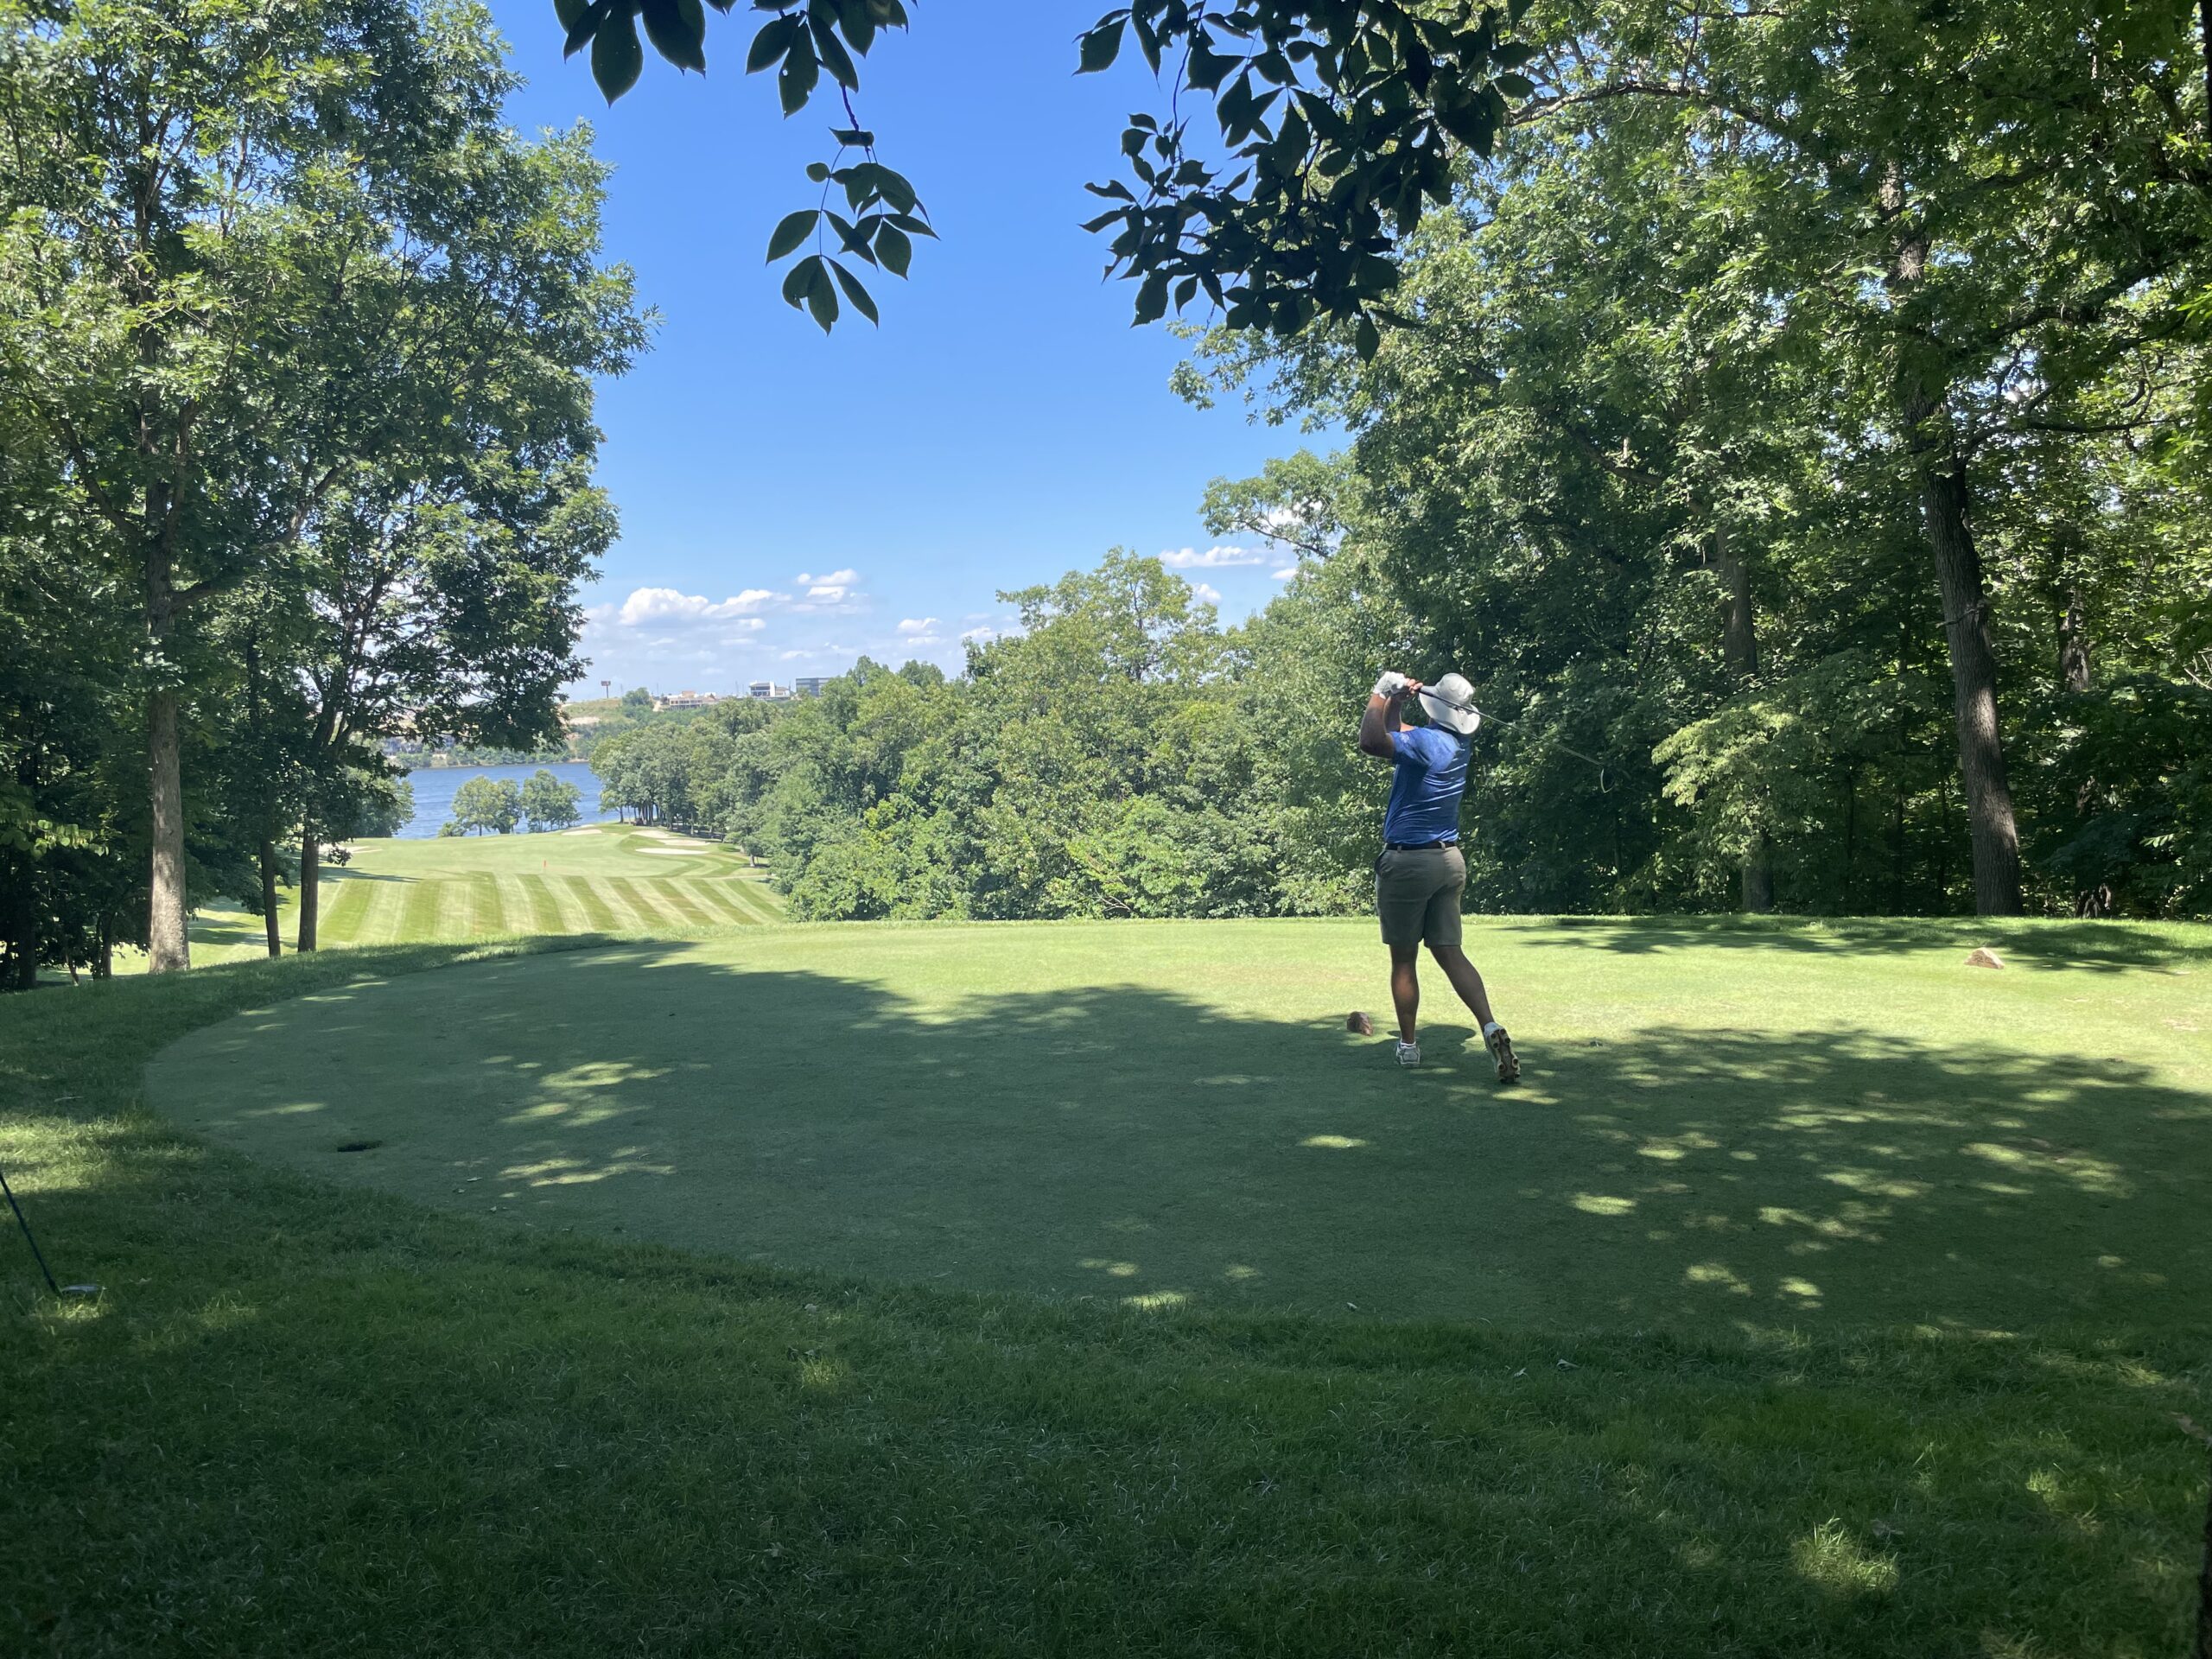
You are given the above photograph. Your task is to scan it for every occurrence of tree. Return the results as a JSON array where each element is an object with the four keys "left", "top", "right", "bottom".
[
  {"left": 556, "top": 0, "right": 1540, "bottom": 346},
  {"left": 331, "top": 774, "right": 415, "bottom": 842},
  {"left": 1500, "top": 0, "right": 2212, "bottom": 914},
  {"left": 448, "top": 777, "right": 522, "bottom": 836},
  {"left": 0, "top": 0, "right": 637, "bottom": 969},
  {"left": 1180, "top": 0, "right": 2212, "bottom": 918},
  {"left": 521, "top": 770, "right": 583, "bottom": 833}
]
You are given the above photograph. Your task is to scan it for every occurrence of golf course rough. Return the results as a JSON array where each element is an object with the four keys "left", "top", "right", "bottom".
[{"left": 149, "top": 916, "right": 2212, "bottom": 1330}]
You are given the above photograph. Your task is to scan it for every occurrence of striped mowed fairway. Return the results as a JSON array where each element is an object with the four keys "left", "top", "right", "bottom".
[{"left": 186, "top": 823, "right": 781, "bottom": 961}]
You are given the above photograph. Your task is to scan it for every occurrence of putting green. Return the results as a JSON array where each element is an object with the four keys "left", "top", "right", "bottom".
[{"left": 148, "top": 917, "right": 2212, "bottom": 1327}]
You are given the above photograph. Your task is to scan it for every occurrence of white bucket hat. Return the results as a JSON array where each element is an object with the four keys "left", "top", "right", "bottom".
[{"left": 1417, "top": 672, "right": 1482, "bottom": 737}]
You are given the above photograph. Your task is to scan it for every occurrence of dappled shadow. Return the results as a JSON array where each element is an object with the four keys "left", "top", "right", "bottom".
[
  {"left": 149, "top": 942, "right": 2212, "bottom": 1333},
  {"left": 12, "top": 936, "right": 2206, "bottom": 1655},
  {"left": 1501, "top": 913, "right": 2209, "bottom": 973}
]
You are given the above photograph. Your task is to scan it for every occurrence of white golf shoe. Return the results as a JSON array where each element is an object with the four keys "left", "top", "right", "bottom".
[
  {"left": 1485, "top": 1023, "right": 1520, "bottom": 1084},
  {"left": 1395, "top": 1040, "right": 1421, "bottom": 1067}
]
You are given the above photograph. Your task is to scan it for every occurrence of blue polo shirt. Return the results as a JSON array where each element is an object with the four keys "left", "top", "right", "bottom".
[{"left": 1383, "top": 726, "right": 1471, "bottom": 845}]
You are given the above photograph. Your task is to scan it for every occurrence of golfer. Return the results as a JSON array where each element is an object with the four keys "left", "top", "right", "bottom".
[{"left": 1359, "top": 671, "right": 1518, "bottom": 1081}]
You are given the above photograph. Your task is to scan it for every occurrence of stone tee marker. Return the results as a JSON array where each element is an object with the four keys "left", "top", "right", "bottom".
[{"left": 1965, "top": 947, "right": 2005, "bottom": 969}]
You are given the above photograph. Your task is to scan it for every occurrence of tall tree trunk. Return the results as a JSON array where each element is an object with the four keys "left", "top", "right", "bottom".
[
  {"left": 1885, "top": 163, "right": 2024, "bottom": 918},
  {"left": 2059, "top": 589, "right": 2090, "bottom": 693},
  {"left": 297, "top": 832, "right": 320, "bottom": 951},
  {"left": 259, "top": 840, "right": 283, "bottom": 958},
  {"left": 1841, "top": 767, "right": 1857, "bottom": 910},
  {"left": 147, "top": 684, "right": 191, "bottom": 970},
  {"left": 5, "top": 861, "right": 35, "bottom": 991},
  {"left": 1715, "top": 526, "right": 1775, "bottom": 913},
  {"left": 1918, "top": 458, "right": 2024, "bottom": 915}
]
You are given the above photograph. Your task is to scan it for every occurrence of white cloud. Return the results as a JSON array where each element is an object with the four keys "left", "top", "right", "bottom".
[
  {"left": 1159, "top": 544, "right": 1263, "bottom": 569},
  {"left": 1192, "top": 582, "right": 1224, "bottom": 605},
  {"left": 960, "top": 626, "right": 997, "bottom": 644},
  {"left": 1271, "top": 564, "right": 1301, "bottom": 581},
  {"left": 614, "top": 586, "right": 778, "bottom": 626},
  {"left": 797, "top": 568, "right": 862, "bottom": 605},
  {"left": 897, "top": 617, "right": 940, "bottom": 635}
]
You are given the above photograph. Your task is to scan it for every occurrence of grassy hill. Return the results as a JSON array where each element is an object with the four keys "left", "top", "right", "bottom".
[
  {"left": 4, "top": 915, "right": 2208, "bottom": 1653},
  {"left": 181, "top": 823, "right": 781, "bottom": 964}
]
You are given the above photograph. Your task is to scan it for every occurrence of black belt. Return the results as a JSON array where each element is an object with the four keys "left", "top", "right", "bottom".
[{"left": 1384, "top": 838, "right": 1459, "bottom": 851}]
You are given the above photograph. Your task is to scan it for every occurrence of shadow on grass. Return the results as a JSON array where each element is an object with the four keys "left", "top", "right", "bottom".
[
  {"left": 1489, "top": 912, "right": 2212, "bottom": 973},
  {"left": 149, "top": 942, "right": 2212, "bottom": 1334},
  {"left": 7, "top": 935, "right": 2209, "bottom": 1656}
]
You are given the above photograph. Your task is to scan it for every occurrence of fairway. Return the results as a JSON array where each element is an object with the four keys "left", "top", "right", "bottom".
[
  {"left": 149, "top": 916, "right": 2212, "bottom": 1329},
  {"left": 181, "top": 822, "right": 782, "bottom": 963}
]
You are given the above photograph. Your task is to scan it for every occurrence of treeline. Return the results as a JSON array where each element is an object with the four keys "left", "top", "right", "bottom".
[
  {"left": 597, "top": 531, "right": 2208, "bottom": 926},
  {"left": 0, "top": 0, "right": 642, "bottom": 984},
  {"left": 594, "top": 557, "right": 1299, "bottom": 919},
  {"left": 1182, "top": 3, "right": 2211, "bottom": 920}
]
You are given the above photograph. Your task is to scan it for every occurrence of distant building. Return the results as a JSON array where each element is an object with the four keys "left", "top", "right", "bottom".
[
  {"left": 654, "top": 690, "right": 721, "bottom": 711},
  {"left": 747, "top": 680, "right": 791, "bottom": 701},
  {"left": 794, "top": 677, "right": 830, "bottom": 698}
]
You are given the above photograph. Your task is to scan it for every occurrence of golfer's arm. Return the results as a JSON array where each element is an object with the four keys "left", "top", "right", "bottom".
[{"left": 1357, "top": 693, "right": 1402, "bottom": 760}]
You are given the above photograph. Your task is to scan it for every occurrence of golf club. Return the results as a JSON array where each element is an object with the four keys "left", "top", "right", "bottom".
[
  {"left": 1418, "top": 683, "right": 1616, "bottom": 792},
  {"left": 1, "top": 1164, "right": 99, "bottom": 1300}
]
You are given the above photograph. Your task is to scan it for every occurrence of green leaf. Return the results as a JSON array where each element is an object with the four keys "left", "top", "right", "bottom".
[
  {"left": 885, "top": 213, "right": 936, "bottom": 238},
  {"left": 781, "top": 256, "right": 814, "bottom": 308},
  {"left": 563, "top": 0, "right": 607, "bottom": 57},
  {"left": 1077, "top": 17, "right": 1125, "bottom": 74},
  {"left": 876, "top": 221, "right": 912, "bottom": 276},
  {"left": 746, "top": 15, "right": 797, "bottom": 73},
  {"left": 830, "top": 126, "right": 874, "bottom": 146},
  {"left": 592, "top": 8, "right": 644, "bottom": 101},
  {"left": 827, "top": 211, "right": 875, "bottom": 261},
  {"left": 806, "top": 161, "right": 831, "bottom": 181},
  {"left": 766, "top": 209, "right": 819, "bottom": 260},
  {"left": 1354, "top": 313, "right": 1381, "bottom": 359},
  {"left": 804, "top": 261, "right": 840, "bottom": 331},
  {"left": 554, "top": 0, "right": 588, "bottom": 35},
  {"left": 1132, "top": 270, "right": 1169, "bottom": 326},
  {"left": 869, "top": 165, "right": 918, "bottom": 214},
  {"left": 840, "top": 0, "right": 875, "bottom": 53},
  {"left": 639, "top": 0, "right": 706, "bottom": 72},
  {"left": 810, "top": 15, "right": 860, "bottom": 87},
  {"left": 1494, "top": 71, "right": 1534, "bottom": 99},
  {"left": 829, "top": 259, "right": 880, "bottom": 323},
  {"left": 779, "top": 36, "right": 820, "bottom": 111}
]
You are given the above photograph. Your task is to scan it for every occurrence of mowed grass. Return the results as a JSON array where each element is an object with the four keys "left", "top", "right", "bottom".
[
  {"left": 152, "top": 918, "right": 2212, "bottom": 1331},
  {"left": 175, "top": 823, "right": 781, "bottom": 965},
  {"left": 3, "top": 917, "right": 2209, "bottom": 1654}
]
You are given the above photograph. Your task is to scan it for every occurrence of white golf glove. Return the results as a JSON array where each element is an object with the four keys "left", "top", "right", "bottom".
[{"left": 1372, "top": 671, "right": 1410, "bottom": 700}]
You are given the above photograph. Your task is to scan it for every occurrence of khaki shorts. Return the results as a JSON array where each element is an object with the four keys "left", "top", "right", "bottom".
[{"left": 1375, "top": 844, "right": 1465, "bottom": 949}]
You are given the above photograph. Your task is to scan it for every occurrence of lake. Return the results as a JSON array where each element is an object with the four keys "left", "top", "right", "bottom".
[{"left": 395, "top": 761, "right": 615, "bottom": 839}]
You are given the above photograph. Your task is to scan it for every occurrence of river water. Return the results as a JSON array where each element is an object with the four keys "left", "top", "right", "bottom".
[{"left": 394, "top": 761, "right": 615, "bottom": 839}]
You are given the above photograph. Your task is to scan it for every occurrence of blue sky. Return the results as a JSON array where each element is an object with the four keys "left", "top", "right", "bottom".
[{"left": 486, "top": 1, "right": 1325, "bottom": 696}]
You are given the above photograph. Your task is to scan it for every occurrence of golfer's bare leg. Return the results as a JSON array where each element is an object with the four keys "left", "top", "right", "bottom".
[
  {"left": 1389, "top": 943, "right": 1421, "bottom": 1043},
  {"left": 1428, "top": 943, "right": 1498, "bottom": 1030}
]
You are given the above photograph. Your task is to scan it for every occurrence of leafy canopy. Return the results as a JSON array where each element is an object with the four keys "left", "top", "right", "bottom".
[{"left": 556, "top": 0, "right": 1535, "bottom": 349}]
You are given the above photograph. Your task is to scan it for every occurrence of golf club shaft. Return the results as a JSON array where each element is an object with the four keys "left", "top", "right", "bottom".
[{"left": 0, "top": 1165, "right": 62, "bottom": 1296}]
